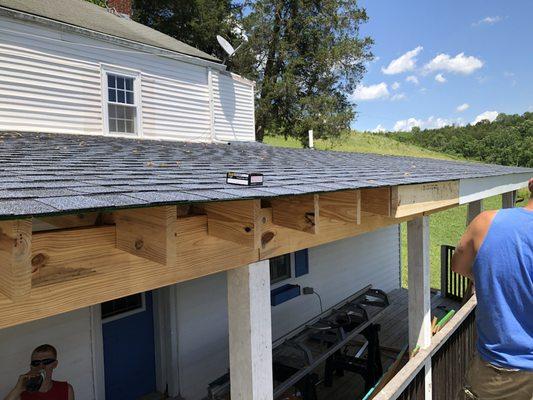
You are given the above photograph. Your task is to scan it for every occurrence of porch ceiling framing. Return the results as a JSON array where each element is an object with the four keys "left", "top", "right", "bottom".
[{"left": 0, "top": 178, "right": 507, "bottom": 329}]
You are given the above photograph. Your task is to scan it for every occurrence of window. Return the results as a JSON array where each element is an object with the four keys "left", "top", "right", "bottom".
[
  {"left": 270, "top": 254, "right": 291, "bottom": 284},
  {"left": 102, "top": 66, "right": 141, "bottom": 136},
  {"left": 101, "top": 293, "right": 145, "bottom": 321}
]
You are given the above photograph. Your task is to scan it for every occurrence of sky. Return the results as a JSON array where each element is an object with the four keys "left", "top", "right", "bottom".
[{"left": 350, "top": 0, "right": 533, "bottom": 132}]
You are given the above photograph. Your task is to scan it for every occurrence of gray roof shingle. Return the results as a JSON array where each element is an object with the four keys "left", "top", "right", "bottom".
[{"left": 0, "top": 132, "right": 531, "bottom": 218}]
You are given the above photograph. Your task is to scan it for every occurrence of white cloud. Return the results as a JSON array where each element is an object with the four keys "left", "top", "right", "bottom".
[
  {"left": 473, "top": 111, "right": 498, "bottom": 124},
  {"left": 391, "top": 93, "right": 406, "bottom": 101},
  {"left": 393, "top": 116, "right": 456, "bottom": 131},
  {"left": 382, "top": 46, "right": 423, "bottom": 75},
  {"left": 372, "top": 124, "right": 387, "bottom": 133},
  {"left": 473, "top": 16, "right": 502, "bottom": 26},
  {"left": 391, "top": 81, "right": 400, "bottom": 90},
  {"left": 456, "top": 103, "right": 470, "bottom": 112},
  {"left": 424, "top": 52, "right": 483, "bottom": 75},
  {"left": 350, "top": 82, "right": 389, "bottom": 101},
  {"left": 435, "top": 73, "right": 447, "bottom": 83},
  {"left": 406, "top": 75, "right": 419, "bottom": 85}
]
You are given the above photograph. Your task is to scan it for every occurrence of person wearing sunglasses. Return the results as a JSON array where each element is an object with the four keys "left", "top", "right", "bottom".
[{"left": 4, "top": 344, "right": 74, "bottom": 400}]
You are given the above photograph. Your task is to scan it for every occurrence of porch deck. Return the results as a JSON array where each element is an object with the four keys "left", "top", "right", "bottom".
[{"left": 313, "top": 288, "right": 462, "bottom": 400}]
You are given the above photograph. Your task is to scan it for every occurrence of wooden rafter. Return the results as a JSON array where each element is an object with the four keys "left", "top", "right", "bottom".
[
  {"left": 115, "top": 206, "right": 177, "bottom": 266},
  {"left": 0, "top": 219, "right": 32, "bottom": 300},
  {"left": 320, "top": 190, "right": 361, "bottom": 225},
  {"left": 391, "top": 181, "right": 459, "bottom": 218},
  {"left": 361, "top": 187, "right": 392, "bottom": 217},
  {"left": 271, "top": 194, "right": 319, "bottom": 234}
]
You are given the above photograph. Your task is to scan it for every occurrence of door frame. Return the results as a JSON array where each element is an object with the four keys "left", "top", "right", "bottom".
[{"left": 89, "top": 305, "right": 106, "bottom": 400}]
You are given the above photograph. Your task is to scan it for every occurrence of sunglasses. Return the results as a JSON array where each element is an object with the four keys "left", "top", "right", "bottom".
[{"left": 30, "top": 358, "right": 56, "bottom": 367}]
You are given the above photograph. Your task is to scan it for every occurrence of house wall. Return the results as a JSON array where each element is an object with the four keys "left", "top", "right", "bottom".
[
  {"left": 173, "top": 225, "right": 401, "bottom": 399},
  {"left": 0, "top": 308, "right": 96, "bottom": 399},
  {"left": 0, "top": 15, "right": 255, "bottom": 142}
]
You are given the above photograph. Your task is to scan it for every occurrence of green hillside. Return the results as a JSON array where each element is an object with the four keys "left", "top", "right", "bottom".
[
  {"left": 264, "top": 132, "right": 461, "bottom": 160},
  {"left": 265, "top": 132, "right": 529, "bottom": 290}
]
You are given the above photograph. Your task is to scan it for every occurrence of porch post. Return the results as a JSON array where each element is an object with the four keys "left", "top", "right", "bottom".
[
  {"left": 502, "top": 190, "right": 516, "bottom": 208},
  {"left": 407, "top": 216, "right": 432, "bottom": 399},
  {"left": 227, "top": 260, "right": 273, "bottom": 400},
  {"left": 467, "top": 200, "right": 483, "bottom": 225}
]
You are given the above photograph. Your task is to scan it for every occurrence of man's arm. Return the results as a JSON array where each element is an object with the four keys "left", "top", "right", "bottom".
[
  {"left": 3, "top": 373, "right": 33, "bottom": 400},
  {"left": 451, "top": 211, "right": 496, "bottom": 280}
]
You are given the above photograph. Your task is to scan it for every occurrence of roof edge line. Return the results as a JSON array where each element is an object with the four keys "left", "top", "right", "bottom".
[{"left": 0, "top": 6, "right": 226, "bottom": 71}]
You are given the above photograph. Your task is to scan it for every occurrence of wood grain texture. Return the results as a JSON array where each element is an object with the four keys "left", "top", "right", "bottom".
[
  {"left": 115, "top": 206, "right": 177, "bottom": 266},
  {"left": 203, "top": 200, "right": 262, "bottom": 248},
  {"left": 319, "top": 190, "right": 361, "bottom": 224},
  {"left": 271, "top": 194, "right": 319, "bottom": 234},
  {"left": 361, "top": 187, "right": 391, "bottom": 216},
  {"left": 392, "top": 181, "right": 459, "bottom": 218},
  {"left": 0, "top": 219, "right": 32, "bottom": 300}
]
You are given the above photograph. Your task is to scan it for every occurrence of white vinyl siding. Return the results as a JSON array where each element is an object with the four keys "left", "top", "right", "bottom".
[
  {"left": 0, "top": 16, "right": 254, "bottom": 142},
  {"left": 213, "top": 72, "right": 255, "bottom": 141},
  {"left": 172, "top": 225, "right": 401, "bottom": 399}
]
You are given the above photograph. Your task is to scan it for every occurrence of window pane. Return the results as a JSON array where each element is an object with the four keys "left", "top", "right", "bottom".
[
  {"left": 107, "top": 74, "right": 116, "bottom": 88},
  {"left": 108, "top": 104, "right": 117, "bottom": 118},
  {"left": 125, "top": 106, "right": 136, "bottom": 120},
  {"left": 125, "top": 120, "right": 134, "bottom": 133},
  {"left": 117, "top": 76, "right": 125, "bottom": 89},
  {"left": 117, "top": 119, "right": 125, "bottom": 133},
  {"left": 108, "top": 117, "right": 117, "bottom": 132},
  {"left": 125, "top": 78, "right": 133, "bottom": 91},
  {"left": 108, "top": 88, "right": 116, "bottom": 102},
  {"left": 117, "top": 90, "right": 125, "bottom": 103},
  {"left": 270, "top": 254, "right": 291, "bottom": 284},
  {"left": 126, "top": 91, "right": 134, "bottom": 105}
]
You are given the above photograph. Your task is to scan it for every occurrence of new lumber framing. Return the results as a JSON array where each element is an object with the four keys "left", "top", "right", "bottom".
[
  {"left": 0, "top": 219, "right": 32, "bottom": 300},
  {"left": 0, "top": 180, "right": 465, "bottom": 330},
  {"left": 392, "top": 181, "right": 459, "bottom": 218}
]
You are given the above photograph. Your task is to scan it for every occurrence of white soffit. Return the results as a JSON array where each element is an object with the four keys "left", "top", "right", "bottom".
[{"left": 459, "top": 172, "right": 531, "bottom": 204}]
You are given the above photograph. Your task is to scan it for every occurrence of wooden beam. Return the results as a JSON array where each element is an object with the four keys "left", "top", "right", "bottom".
[
  {"left": 34, "top": 213, "right": 100, "bottom": 231},
  {"left": 467, "top": 200, "right": 483, "bottom": 226},
  {"left": 361, "top": 187, "right": 391, "bottom": 216},
  {"left": 320, "top": 190, "right": 361, "bottom": 224},
  {"left": 0, "top": 219, "right": 32, "bottom": 300},
  {"left": 115, "top": 206, "right": 177, "bottom": 266},
  {"left": 502, "top": 190, "right": 517, "bottom": 209},
  {"left": 392, "top": 181, "right": 459, "bottom": 218},
  {"left": 271, "top": 194, "right": 319, "bottom": 234},
  {"left": 203, "top": 200, "right": 262, "bottom": 248}
]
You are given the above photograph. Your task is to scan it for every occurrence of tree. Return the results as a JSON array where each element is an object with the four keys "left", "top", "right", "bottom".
[
  {"left": 132, "top": 0, "right": 242, "bottom": 61},
  {"left": 233, "top": 0, "right": 373, "bottom": 143},
  {"left": 85, "top": 0, "right": 107, "bottom": 7}
]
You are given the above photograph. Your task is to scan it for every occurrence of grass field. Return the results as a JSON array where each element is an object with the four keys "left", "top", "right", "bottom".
[{"left": 264, "top": 133, "right": 529, "bottom": 289}]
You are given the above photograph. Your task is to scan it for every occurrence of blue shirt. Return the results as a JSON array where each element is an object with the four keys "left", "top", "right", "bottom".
[{"left": 473, "top": 207, "right": 533, "bottom": 370}]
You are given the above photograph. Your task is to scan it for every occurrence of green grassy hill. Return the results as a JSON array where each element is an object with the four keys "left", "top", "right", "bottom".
[
  {"left": 265, "top": 132, "right": 529, "bottom": 290},
  {"left": 265, "top": 132, "right": 462, "bottom": 160}
]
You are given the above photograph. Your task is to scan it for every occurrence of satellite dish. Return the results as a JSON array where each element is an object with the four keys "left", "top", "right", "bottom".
[{"left": 217, "top": 35, "right": 236, "bottom": 57}]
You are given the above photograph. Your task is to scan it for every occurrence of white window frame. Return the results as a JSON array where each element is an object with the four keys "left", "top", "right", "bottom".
[
  {"left": 101, "top": 64, "right": 143, "bottom": 137},
  {"left": 101, "top": 292, "right": 146, "bottom": 323}
]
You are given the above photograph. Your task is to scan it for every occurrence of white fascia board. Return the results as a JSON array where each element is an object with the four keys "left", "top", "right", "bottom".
[
  {"left": 459, "top": 172, "right": 531, "bottom": 204},
  {"left": 0, "top": 6, "right": 226, "bottom": 72}
]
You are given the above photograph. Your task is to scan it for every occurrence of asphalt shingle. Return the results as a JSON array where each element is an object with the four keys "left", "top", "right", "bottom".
[{"left": 0, "top": 132, "right": 531, "bottom": 218}]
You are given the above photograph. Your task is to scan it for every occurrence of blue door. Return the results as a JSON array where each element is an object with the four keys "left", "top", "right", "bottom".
[{"left": 102, "top": 291, "right": 157, "bottom": 400}]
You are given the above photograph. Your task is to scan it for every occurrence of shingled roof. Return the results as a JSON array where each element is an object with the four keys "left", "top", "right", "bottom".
[
  {"left": 0, "top": 0, "right": 220, "bottom": 63},
  {"left": 0, "top": 132, "right": 531, "bottom": 218}
]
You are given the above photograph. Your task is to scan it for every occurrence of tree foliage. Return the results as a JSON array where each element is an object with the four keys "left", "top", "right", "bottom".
[
  {"left": 132, "top": 0, "right": 242, "bottom": 62},
  {"left": 233, "top": 0, "right": 373, "bottom": 143},
  {"left": 383, "top": 113, "right": 533, "bottom": 167},
  {"left": 86, "top": 0, "right": 107, "bottom": 7}
]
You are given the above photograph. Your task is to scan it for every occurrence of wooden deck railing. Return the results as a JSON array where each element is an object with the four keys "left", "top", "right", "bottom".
[
  {"left": 372, "top": 295, "right": 477, "bottom": 400},
  {"left": 440, "top": 245, "right": 469, "bottom": 301}
]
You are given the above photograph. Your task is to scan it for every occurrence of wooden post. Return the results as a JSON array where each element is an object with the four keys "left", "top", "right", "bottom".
[
  {"left": 407, "top": 216, "right": 432, "bottom": 399},
  {"left": 227, "top": 260, "right": 273, "bottom": 400},
  {"left": 0, "top": 219, "right": 32, "bottom": 300},
  {"left": 502, "top": 190, "right": 516, "bottom": 209},
  {"left": 467, "top": 200, "right": 483, "bottom": 225}
]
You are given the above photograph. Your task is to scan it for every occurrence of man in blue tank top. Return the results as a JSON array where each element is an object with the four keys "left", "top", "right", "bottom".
[{"left": 452, "top": 178, "right": 533, "bottom": 400}]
